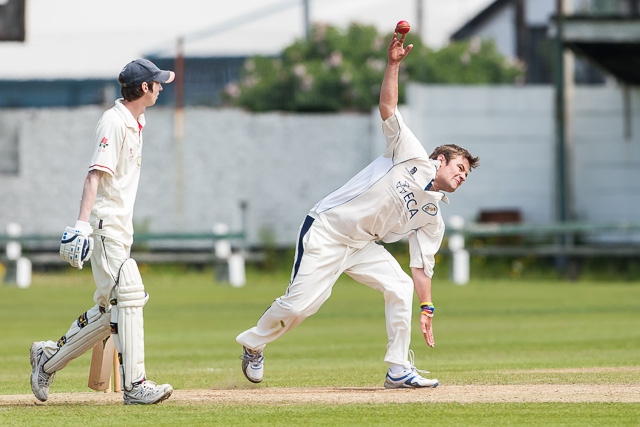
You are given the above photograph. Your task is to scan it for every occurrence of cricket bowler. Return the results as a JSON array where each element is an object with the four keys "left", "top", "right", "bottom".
[{"left": 237, "top": 26, "right": 479, "bottom": 388}]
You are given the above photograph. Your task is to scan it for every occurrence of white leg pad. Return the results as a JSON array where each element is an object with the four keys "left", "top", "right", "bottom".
[
  {"left": 43, "top": 305, "right": 110, "bottom": 373},
  {"left": 110, "top": 258, "right": 149, "bottom": 391}
]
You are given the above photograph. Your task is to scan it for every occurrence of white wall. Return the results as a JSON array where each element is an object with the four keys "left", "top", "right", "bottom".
[
  {"left": 571, "top": 87, "right": 640, "bottom": 226},
  {"left": 407, "top": 84, "right": 556, "bottom": 225},
  {"left": 0, "top": 106, "right": 375, "bottom": 247},
  {"left": 1, "top": 83, "right": 638, "bottom": 246},
  {"left": 408, "top": 83, "right": 640, "bottom": 240}
]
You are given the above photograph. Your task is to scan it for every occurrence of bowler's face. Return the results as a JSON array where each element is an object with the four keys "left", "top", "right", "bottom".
[{"left": 433, "top": 155, "right": 470, "bottom": 193}]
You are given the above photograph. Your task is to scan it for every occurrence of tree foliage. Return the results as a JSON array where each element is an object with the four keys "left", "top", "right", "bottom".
[{"left": 224, "top": 23, "right": 525, "bottom": 112}]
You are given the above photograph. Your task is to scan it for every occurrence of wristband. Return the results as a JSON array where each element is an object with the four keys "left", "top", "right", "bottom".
[{"left": 420, "top": 302, "right": 434, "bottom": 317}]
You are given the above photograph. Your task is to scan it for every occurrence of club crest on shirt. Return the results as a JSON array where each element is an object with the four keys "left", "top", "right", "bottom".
[
  {"left": 99, "top": 137, "right": 109, "bottom": 150},
  {"left": 422, "top": 203, "right": 437, "bottom": 216}
]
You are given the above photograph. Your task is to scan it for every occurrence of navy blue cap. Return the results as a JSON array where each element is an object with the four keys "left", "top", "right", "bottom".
[{"left": 118, "top": 59, "right": 175, "bottom": 87}]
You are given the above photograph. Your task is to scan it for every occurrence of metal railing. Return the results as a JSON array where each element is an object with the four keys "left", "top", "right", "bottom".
[
  {"left": 446, "top": 218, "right": 640, "bottom": 284},
  {"left": 1, "top": 225, "right": 248, "bottom": 287}
]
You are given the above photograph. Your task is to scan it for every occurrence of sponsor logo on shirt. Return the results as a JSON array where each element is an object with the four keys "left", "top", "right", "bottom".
[{"left": 396, "top": 180, "right": 419, "bottom": 219}]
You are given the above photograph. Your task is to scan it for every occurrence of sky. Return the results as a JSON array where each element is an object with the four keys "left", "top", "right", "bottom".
[{"left": 0, "top": 0, "right": 494, "bottom": 80}]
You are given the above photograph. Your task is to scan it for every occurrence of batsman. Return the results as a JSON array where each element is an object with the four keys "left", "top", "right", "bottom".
[
  {"left": 237, "top": 25, "right": 479, "bottom": 388},
  {"left": 30, "top": 59, "right": 175, "bottom": 405}
]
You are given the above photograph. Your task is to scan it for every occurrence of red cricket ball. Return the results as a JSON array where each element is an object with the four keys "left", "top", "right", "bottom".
[{"left": 395, "top": 20, "right": 410, "bottom": 35}]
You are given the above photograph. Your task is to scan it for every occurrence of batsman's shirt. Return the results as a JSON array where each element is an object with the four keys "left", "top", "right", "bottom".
[
  {"left": 88, "top": 99, "right": 145, "bottom": 246},
  {"left": 310, "top": 108, "right": 448, "bottom": 278}
]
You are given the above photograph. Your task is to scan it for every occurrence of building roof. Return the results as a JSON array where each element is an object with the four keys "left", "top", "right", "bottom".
[{"left": 450, "top": 0, "right": 514, "bottom": 41}]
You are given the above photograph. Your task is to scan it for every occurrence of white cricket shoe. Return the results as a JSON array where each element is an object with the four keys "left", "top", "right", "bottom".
[
  {"left": 384, "top": 350, "right": 439, "bottom": 389},
  {"left": 30, "top": 342, "right": 55, "bottom": 402},
  {"left": 123, "top": 379, "right": 173, "bottom": 405},
  {"left": 240, "top": 346, "right": 264, "bottom": 383},
  {"left": 384, "top": 368, "right": 439, "bottom": 389}
]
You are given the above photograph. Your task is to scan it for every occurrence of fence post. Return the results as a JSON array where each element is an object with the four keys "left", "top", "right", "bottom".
[
  {"left": 4, "top": 223, "right": 32, "bottom": 288},
  {"left": 213, "top": 223, "right": 231, "bottom": 283},
  {"left": 212, "top": 223, "right": 245, "bottom": 287},
  {"left": 228, "top": 253, "right": 246, "bottom": 288},
  {"left": 448, "top": 215, "right": 469, "bottom": 285}
]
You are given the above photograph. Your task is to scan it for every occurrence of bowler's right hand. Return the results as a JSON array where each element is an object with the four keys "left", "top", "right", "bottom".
[{"left": 420, "top": 313, "right": 435, "bottom": 348}]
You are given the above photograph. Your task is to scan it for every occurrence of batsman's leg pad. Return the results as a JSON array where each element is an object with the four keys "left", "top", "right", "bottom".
[
  {"left": 43, "top": 305, "right": 110, "bottom": 373},
  {"left": 110, "top": 258, "right": 149, "bottom": 391}
]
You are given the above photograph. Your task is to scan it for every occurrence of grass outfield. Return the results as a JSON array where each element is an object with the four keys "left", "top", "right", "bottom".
[{"left": 1, "top": 264, "right": 639, "bottom": 426}]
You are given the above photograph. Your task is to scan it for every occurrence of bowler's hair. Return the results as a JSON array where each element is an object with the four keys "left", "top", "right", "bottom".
[
  {"left": 119, "top": 80, "right": 156, "bottom": 102},
  {"left": 430, "top": 144, "right": 479, "bottom": 170}
]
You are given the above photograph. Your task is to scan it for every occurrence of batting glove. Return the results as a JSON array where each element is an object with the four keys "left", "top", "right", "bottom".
[{"left": 60, "top": 221, "right": 94, "bottom": 269}]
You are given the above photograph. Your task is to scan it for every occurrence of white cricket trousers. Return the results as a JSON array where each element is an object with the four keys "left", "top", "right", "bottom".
[
  {"left": 40, "top": 237, "right": 129, "bottom": 364},
  {"left": 236, "top": 216, "right": 415, "bottom": 366}
]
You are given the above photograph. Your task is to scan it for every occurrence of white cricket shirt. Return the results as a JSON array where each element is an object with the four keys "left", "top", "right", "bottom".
[
  {"left": 88, "top": 99, "right": 145, "bottom": 246},
  {"left": 310, "top": 108, "right": 448, "bottom": 278}
]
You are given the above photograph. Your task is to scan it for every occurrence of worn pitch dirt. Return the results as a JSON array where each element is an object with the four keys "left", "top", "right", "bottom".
[
  {"left": 3, "top": 385, "right": 639, "bottom": 406},
  {"left": 5, "top": 368, "right": 639, "bottom": 406}
]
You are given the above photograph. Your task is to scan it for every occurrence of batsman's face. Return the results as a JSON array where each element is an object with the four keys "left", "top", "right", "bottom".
[
  {"left": 142, "top": 81, "right": 163, "bottom": 106},
  {"left": 434, "top": 155, "right": 470, "bottom": 193}
]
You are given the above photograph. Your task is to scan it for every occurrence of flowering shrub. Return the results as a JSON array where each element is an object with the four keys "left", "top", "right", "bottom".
[{"left": 224, "top": 23, "right": 525, "bottom": 112}]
